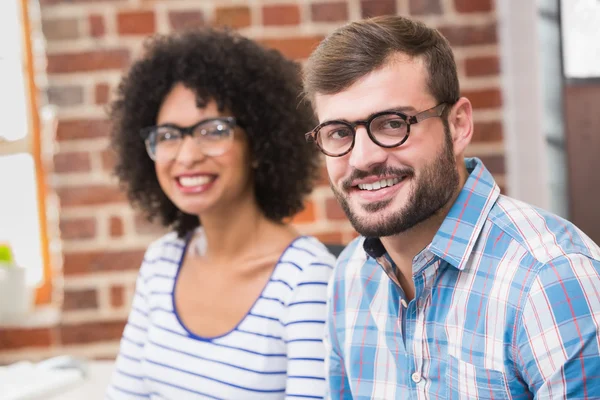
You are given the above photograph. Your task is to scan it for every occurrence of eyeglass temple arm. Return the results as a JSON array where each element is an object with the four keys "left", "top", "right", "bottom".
[
  {"left": 412, "top": 103, "right": 447, "bottom": 123},
  {"left": 305, "top": 131, "right": 316, "bottom": 142}
]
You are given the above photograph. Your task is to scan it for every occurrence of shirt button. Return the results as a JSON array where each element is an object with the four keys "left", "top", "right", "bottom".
[
  {"left": 400, "top": 299, "right": 408, "bottom": 308},
  {"left": 411, "top": 372, "right": 422, "bottom": 383}
]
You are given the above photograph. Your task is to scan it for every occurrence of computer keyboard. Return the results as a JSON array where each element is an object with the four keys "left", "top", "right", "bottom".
[{"left": 0, "top": 357, "right": 86, "bottom": 400}]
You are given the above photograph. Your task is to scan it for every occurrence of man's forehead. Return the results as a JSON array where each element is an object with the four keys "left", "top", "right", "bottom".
[{"left": 314, "top": 58, "right": 429, "bottom": 123}]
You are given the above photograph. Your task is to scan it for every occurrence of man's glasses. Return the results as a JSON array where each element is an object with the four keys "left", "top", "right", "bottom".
[
  {"left": 141, "top": 117, "right": 237, "bottom": 162},
  {"left": 305, "top": 103, "right": 447, "bottom": 157}
]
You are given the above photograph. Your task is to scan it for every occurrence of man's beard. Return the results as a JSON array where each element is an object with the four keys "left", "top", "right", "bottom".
[{"left": 331, "top": 128, "right": 459, "bottom": 238}]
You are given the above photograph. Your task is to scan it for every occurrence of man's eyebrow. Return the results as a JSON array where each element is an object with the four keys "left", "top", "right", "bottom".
[
  {"left": 385, "top": 105, "right": 417, "bottom": 114},
  {"left": 320, "top": 105, "right": 419, "bottom": 124}
]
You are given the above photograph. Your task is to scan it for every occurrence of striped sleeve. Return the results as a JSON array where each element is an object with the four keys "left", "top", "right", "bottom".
[
  {"left": 105, "top": 263, "right": 151, "bottom": 399},
  {"left": 282, "top": 254, "right": 334, "bottom": 399},
  {"left": 516, "top": 253, "right": 600, "bottom": 398}
]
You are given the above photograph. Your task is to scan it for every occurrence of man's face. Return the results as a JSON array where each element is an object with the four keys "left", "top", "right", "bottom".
[{"left": 315, "top": 55, "right": 460, "bottom": 237}]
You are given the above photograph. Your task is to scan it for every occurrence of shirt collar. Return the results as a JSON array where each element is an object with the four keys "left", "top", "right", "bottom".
[{"left": 363, "top": 157, "right": 500, "bottom": 270}]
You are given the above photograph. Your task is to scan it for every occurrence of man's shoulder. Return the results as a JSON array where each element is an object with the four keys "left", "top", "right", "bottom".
[
  {"left": 330, "top": 237, "right": 371, "bottom": 283},
  {"left": 486, "top": 194, "right": 600, "bottom": 264}
]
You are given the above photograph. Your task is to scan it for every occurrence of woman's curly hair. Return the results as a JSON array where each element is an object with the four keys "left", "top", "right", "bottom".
[{"left": 109, "top": 28, "right": 320, "bottom": 237}]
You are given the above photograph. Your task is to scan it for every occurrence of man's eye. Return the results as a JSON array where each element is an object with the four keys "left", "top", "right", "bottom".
[
  {"left": 382, "top": 119, "right": 406, "bottom": 130},
  {"left": 328, "top": 128, "right": 352, "bottom": 140}
]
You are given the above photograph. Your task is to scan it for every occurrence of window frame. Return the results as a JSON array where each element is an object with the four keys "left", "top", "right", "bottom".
[{"left": 12, "top": 0, "right": 53, "bottom": 304}]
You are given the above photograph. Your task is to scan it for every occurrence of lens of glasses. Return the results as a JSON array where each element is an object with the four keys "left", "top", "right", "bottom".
[
  {"left": 146, "top": 119, "right": 235, "bottom": 162},
  {"left": 147, "top": 126, "right": 182, "bottom": 161},
  {"left": 316, "top": 122, "right": 354, "bottom": 156},
  {"left": 192, "top": 120, "right": 234, "bottom": 156},
  {"left": 369, "top": 114, "right": 409, "bottom": 146}
]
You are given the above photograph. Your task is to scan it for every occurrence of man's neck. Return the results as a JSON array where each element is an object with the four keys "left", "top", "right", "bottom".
[{"left": 380, "top": 163, "right": 470, "bottom": 300}]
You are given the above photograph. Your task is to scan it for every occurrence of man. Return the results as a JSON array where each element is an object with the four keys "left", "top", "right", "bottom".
[{"left": 303, "top": 15, "right": 600, "bottom": 399}]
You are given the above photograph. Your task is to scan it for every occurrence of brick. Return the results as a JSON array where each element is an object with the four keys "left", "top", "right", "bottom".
[
  {"left": 109, "top": 216, "right": 124, "bottom": 237},
  {"left": 169, "top": 10, "right": 205, "bottom": 31},
  {"left": 40, "top": 0, "right": 123, "bottom": 4},
  {"left": 311, "top": 2, "right": 349, "bottom": 22},
  {"left": 263, "top": 5, "right": 301, "bottom": 26},
  {"left": 409, "top": 0, "right": 442, "bottom": 15},
  {"left": 134, "top": 213, "right": 167, "bottom": 235},
  {"left": 53, "top": 151, "right": 91, "bottom": 173},
  {"left": 89, "top": 14, "right": 105, "bottom": 38},
  {"left": 479, "top": 155, "right": 505, "bottom": 174},
  {"left": 214, "top": 6, "right": 251, "bottom": 29},
  {"left": 47, "top": 49, "right": 130, "bottom": 74},
  {"left": 110, "top": 286, "right": 125, "bottom": 308},
  {"left": 325, "top": 197, "right": 347, "bottom": 221},
  {"left": 47, "top": 85, "right": 84, "bottom": 107},
  {"left": 0, "top": 327, "right": 54, "bottom": 350},
  {"left": 473, "top": 121, "right": 503, "bottom": 143},
  {"left": 95, "top": 83, "right": 110, "bottom": 104},
  {"left": 438, "top": 23, "right": 497, "bottom": 46},
  {"left": 117, "top": 10, "right": 155, "bottom": 36},
  {"left": 56, "top": 119, "right": 110, "bottom": 141},
  {"left": 465, "top": 55, "right": 500, "bottom": 77},
  {"left": 63, "top": 249, "right": 145, "bottom": 275},
  {"left": 260, "top": 36, "right": 324, "bottom": 60},
  {"left": 101, "top": 149, "right": 117, "bottom": 172},
  {"left": 56, "top": 185, "right": 126, "bottom": 207},
  {"left": 360, "top": 0, "right": 396, "bottom": 18},
  {"left": 59, "top": 320, "right": 126, "bottom": 345},
  {"left": 62, "top": 288, "right": 98, "bottom": 311},
  {"left": 313, "top": 231, "right": 344, "bottom": 245},
  {"left": 462, "top": 88, "right": 502, "bottom": 109},
  {"left": 293, "top": 200, "right": 316, "bottom": 224},
  {"left": 59, "top": 217, "right": 96, "bottom": 240},
  {"left": 42, "top": 18, "right": 80, "bottom": 41},
  {"left": 455, "top": 0, "right": 493, "bottom": 13}
]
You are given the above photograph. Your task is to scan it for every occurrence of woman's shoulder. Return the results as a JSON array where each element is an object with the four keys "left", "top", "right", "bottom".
[
  {"left": 137, "top": 231, "right": 188, "bottom": 276},
  {"left": 275, "top": 236, "right": 336, "bottom": 290},
  {"left": 283, "top": 235, "right": 337, "bottom": 266}
]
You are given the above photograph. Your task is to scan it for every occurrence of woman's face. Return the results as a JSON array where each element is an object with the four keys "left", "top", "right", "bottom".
[{"left": 153, "top": 83, "right": 255, "bottom": 217}]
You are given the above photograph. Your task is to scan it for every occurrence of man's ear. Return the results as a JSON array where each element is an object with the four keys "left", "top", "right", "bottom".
[{"left": 447, "top": 97, "right": 474, "bottom": 157}]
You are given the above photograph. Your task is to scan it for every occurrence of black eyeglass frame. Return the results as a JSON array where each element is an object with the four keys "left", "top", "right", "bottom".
[
  {"left": 140, "top": 116, "right": 238, "bottom": 161},
  {"left": 305, "top": 103, "right": 447, "bottom": 157}
]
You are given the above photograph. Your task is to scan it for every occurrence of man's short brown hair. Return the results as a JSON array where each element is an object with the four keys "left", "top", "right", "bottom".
[{"left": 303, "top": 15, "right": 460, "bottom": 107}]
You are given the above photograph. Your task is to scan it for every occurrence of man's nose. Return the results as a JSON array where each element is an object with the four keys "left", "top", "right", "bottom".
[{"left": 348, "top": 127, "right": 388, "bottom": 171}]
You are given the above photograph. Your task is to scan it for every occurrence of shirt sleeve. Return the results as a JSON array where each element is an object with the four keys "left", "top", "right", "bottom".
[
  {"left": 282, "top": 257, "right": 334, "bottom": 399},
  {"left": 105, "top": 264, "right": 151, "bottom": 399},
  {"left": 324, "top": 264, "right": 352, "bottom": 400},
  {"left": 515, "top": 253, "right": 600, "bottom": 398}
]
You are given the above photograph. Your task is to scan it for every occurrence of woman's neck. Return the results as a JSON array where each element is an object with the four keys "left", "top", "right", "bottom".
[{"left": 195, "top": 197, "right": 293, "bottom": 265}]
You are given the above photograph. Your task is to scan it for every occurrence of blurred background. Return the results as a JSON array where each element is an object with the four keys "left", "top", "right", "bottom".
[{"left": 0, "top": 0, "right": 598, "bottom": 370}]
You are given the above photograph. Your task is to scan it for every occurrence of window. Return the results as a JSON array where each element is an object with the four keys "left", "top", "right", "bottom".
[{"left": 0, "top": 0, "right": 52, "bottom": 303}]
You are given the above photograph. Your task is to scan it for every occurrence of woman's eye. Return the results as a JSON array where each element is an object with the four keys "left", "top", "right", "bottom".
[{"left": 157, "top": 130, "right": 179, "bottom": 141}]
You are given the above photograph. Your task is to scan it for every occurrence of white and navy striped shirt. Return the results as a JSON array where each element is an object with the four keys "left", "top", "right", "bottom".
[{"left": 106, "top": 233, "right": 336, "bottom": 399}]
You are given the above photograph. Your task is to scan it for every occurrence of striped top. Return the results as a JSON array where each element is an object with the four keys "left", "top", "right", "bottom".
[
  {"left": 106, "top": 233, "right": 336, "bottom": 399},
  {"left": 326, "top": 157, "right": 600, "bottom": 399}
]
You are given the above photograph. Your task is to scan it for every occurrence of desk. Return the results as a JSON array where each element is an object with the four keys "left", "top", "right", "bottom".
[{"left": 47, "top": 360, "right": 114, "bottom": 400}]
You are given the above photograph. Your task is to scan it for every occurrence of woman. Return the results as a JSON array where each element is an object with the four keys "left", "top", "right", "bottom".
[{"left": 106, "top": 28, "right": 335, "bottom": 399}]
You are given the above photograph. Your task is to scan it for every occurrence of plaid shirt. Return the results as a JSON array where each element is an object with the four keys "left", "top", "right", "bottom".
[{"left": 326, "top": 158, "right": 600, "bottom": 399}]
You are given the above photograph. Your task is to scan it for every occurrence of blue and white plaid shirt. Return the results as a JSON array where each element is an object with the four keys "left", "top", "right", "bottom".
[{"left": 326, "top": 158, "right": 600, "bottom": 399}]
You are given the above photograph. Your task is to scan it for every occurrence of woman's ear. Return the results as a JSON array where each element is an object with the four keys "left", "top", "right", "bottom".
[{"left": 447, "top": 97, "right": 474, "bottom": 157}]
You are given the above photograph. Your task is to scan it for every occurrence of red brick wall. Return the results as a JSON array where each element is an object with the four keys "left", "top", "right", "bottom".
[{"left": 0, "top": 0, "right": 504, "bottom": 362}]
